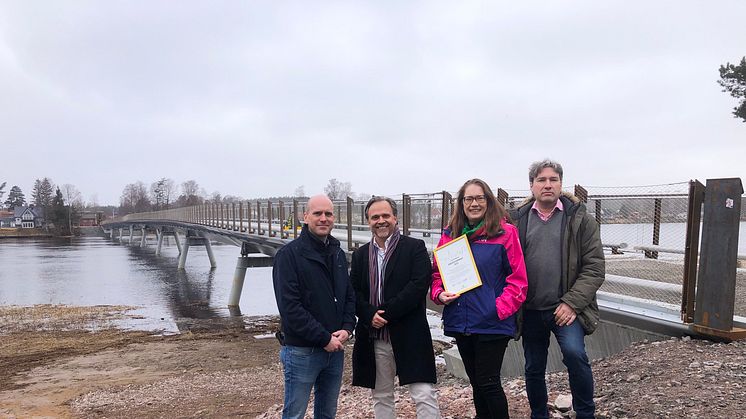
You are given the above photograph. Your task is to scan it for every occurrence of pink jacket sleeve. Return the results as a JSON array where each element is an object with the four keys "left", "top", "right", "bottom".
[
  {"left": 430, "top": 233, "right": 451, "bottom": 305},
  {"left": 495, "top": 223, "right": 528, "bottom": 320}
]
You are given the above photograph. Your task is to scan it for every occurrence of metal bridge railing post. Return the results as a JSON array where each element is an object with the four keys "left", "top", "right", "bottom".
[
  {"left": 650, "top": 198, "right": 662, "bottom": 259},
  {"left": 239, "top": 202, "right": 244, "bottom": 232},
  {"left": 497, "top": 188, "right": 509, "bottom": 208},
  {"left": 258, "top": 203, "right": 264, "bottom": 235},
  {"left": 293, "top": 199, "right": 299, "bottom": 239},
  {"left": 441, "top": 191, "right": 452, "bottom": 231},
  {"left": 574, "top": 184, "right": 588, "bottom": 203},
  {"left": 402, "top": 193, "right": 410, "bottom": 236},
  {"left": 346, "top": 196, "right": 354, "bottom": 251},
  {"left": 268, "top": 200, "right": 275, "bottom": 237},
  {"left": 247, "top": 201, "right": 254, "bottom": 234}
]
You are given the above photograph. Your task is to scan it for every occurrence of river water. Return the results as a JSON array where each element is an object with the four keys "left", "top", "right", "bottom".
[
  {"left": 2, "top": 221, "right": 744, "bottom": 334},
  {"left": 0, "top": 236, "right": 277, "bottom": 333}
]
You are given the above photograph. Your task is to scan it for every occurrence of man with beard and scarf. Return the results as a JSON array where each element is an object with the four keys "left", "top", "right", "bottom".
[{"left": 350, "top": 196, "right": 441, "bottom": 418}]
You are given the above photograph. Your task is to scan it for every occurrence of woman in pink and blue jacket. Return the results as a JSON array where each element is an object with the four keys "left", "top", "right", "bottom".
[{"left": 431, "top": 178, "right": 528, "bottom": 419}]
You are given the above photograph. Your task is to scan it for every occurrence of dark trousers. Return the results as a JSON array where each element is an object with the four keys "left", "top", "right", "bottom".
[{"left": 455, "top": 334, "right": 511, "bottom": 419}]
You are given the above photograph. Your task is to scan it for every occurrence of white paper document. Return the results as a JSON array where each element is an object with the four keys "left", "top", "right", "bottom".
[{"left": 433, "top": 234, "right": 482, "bottom": 295}]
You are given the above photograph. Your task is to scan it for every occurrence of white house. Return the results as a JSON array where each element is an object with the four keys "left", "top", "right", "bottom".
[{"left": 13, "top": 206, "right": 45, "bottom": 228}]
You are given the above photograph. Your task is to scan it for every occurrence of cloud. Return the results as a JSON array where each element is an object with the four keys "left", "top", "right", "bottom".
[{"left": 0, "top": 1, "right": 744, "bottom": 204}]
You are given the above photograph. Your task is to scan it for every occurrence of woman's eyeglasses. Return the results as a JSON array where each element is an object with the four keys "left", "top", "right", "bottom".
[{"left": 462, "top": 195, "right": 486, "bottom": 204}]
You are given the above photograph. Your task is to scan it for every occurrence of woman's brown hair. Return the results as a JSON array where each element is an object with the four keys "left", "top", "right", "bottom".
[{"left": 448, "top": 178, "right": 509, "bottom": 238}]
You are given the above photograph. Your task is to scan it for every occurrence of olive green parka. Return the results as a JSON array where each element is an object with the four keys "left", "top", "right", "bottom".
[{"left": 510, "top": 192, "right": 605, "bottom": 335}]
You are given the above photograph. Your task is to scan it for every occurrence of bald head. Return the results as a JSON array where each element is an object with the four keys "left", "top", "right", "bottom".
[{"left": 304, "top": 194, "right": 335, "bottom": 238}]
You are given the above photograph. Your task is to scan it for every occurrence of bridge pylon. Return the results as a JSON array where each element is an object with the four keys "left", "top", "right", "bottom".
[
  {"left": 177, "top": 230, "right": 217, "bottom": 270},
  {"left": 228, "top": 242, "right": 274, "bottom": 308}
]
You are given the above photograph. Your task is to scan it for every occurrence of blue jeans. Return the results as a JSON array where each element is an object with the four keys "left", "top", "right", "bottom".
[
  {"left": 522, "top": 309, "right": 595, "bottom": 419},
  {"left": 280, "top": 345, "right": 344, "bottom": 419}
]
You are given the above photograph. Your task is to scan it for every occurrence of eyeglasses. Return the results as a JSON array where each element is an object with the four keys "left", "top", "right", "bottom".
[{"left": 462, "top": 195, "right": 486, "bottom": 205}]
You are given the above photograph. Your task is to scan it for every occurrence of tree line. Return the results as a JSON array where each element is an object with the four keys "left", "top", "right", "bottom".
[
  {"left": 0, "top": 178, "right": 85, "bottom": 211},
  {"left": 117, "top": 177, "right": 370, "bottom": 216},
  {"left": 0, "top": 177, "right": 86, "bottom": 235}
]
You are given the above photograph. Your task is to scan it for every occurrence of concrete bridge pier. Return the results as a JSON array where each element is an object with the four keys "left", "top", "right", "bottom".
[
  {"left": 177, "top": 231, "right": 216, "bottom": 270},
  {"left": 173, "top": 232, "right": 182, "bottom": 254},
  {"left": 177, "top": 240, "right": 189, "bottom": 269},
  {"left": 154, "top": 227, "right": 181, "bottom": 256},
  {"left": 155, "top": 228, "right": 164, "bottom": 256},
  {"left": 229, "top": 256, "right": 251, "bottom": 307},
  {"left": 140, "top": 227, "right": 147, "bottom": 247},
  {"left": 228, "top": 242, "right": 274, "bottom": 308},
  {"left": 119, "top": 228, "right": 123, "bottom": 242},
  {"left": 128, "top": 226, "right": 134, "bottom": 245}
]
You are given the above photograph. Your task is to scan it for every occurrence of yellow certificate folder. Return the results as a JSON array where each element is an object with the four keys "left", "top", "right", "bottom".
[{"left": 433, "top": 234, "right": 483, "bottom": 295}]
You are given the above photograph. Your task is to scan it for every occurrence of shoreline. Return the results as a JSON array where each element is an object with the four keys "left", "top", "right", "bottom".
[{"left": 1, "top": 305, "right": 745, "bottom": 418}]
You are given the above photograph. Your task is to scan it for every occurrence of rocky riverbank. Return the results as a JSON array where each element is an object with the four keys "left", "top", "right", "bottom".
[{"left": 1, "top": 305, "right": 744, "bottom": 418}]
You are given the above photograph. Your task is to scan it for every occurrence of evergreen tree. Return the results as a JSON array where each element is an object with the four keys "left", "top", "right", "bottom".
[
  {"left": 4, "top": 186, "right": 26, "bottom": 209},
  {"left": 0, "top": 182, "right": 6, "bottom": 205},
  {"left": 51, "top": 187, "right": 70, "bottom": 235},
  {"left": 32, "top": 177, "right": 55, "bottom": 207},
  {"left": 718, "top": 57, "right": 746, "bottom": 122}
]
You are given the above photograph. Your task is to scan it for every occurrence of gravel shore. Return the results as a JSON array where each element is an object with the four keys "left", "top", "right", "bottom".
[{"left": 1, "top": 305, "right": 745, "bottom": 418}]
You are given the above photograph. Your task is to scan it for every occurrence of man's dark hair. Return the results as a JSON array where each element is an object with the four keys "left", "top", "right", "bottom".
[
  {"left": 364, "top": 196, "right": 398, "bottom": 220},
  {"left": 528, "top": 159, "right": 564, "bottom": 183}
]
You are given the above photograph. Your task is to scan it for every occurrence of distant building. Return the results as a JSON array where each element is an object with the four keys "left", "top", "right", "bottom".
[
  {"left": 0, "top": 210, "right": 14, "bottom": 228},
  {"left": 78, "top": 211, "right": 103, "bottom": 227},
  {"left": 13, "top": 206, "right": 45, "bottom": 228}
]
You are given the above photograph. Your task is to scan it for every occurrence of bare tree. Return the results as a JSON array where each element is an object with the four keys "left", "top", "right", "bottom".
[
  {"left": 324, "top": 178, "right": 352, "bottom": 200},
  {"left": 181, "top": 180, "right": 200, "bottom": 196},
  {"left": 120, "top": 182, "right": 151, "bottom": 214},
  {"left": 222, "top": 195, "right": 242, "bottom": 204},
  {"left": 176, "top": 180, "right": 204, "bottom": 207},
  {"left": 61, "top": 184, "right": 84, "bottom": 209},
  {"left": 294, "top": 185, "right": 306, "bottom": 198},
  {"left": 88, "top": 193, "right": 99, "bottom": 208}
]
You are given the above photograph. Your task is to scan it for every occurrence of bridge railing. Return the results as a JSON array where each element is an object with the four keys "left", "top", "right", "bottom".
[{"left": 105, "top": 182, "right": 745, "bottom": 320}]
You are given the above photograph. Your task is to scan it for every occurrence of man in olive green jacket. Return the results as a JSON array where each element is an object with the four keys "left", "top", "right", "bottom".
[{"left": 509, "top": 159, "right": 605, "bottom": 419}]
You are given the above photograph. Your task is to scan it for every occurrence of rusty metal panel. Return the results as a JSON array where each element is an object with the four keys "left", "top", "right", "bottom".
[
  {"left": 497, "top": 188, "right": 508, "bottom": 207},
  {"left": 694, "top": 178, "right": 743, "bottom": 331},
  {"left": 682, "top": 180, "right": 704, "bottom": 323}
]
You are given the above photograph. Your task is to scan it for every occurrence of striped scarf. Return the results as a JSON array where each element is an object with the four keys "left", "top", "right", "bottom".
[{"left": 368, "top": 228, "right": 400, "bottom": 341}]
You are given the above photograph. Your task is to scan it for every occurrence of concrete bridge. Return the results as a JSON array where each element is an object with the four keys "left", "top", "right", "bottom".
[{"left": 101, "top": 178, "right": 746, "bottom": 375}]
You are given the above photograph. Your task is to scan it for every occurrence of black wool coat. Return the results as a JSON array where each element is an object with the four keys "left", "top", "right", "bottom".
[{"left": 351, "top": 235, "right": 437, "bottom": 388}]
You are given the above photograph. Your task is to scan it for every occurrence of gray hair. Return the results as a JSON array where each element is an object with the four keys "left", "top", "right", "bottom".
[
  {"left": 364, "top": 196, "right": 398, "bottom": 219},
  {"left": 528, "top": 159, "right": 564, "bottom": 183}
]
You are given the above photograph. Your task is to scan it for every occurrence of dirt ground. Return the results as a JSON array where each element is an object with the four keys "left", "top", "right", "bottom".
[{"left": 1, "top": 305, "right": 745, "bottom": 418}]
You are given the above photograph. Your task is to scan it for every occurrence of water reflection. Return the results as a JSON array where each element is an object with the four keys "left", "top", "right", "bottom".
[{"left": 0, "top": 236, "right": 278, "bottom": 333}]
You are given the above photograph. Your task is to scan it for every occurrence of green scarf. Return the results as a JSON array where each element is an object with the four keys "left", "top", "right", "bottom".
[{"left": 461, "top": 220, "right": 484, "bottom": 237}]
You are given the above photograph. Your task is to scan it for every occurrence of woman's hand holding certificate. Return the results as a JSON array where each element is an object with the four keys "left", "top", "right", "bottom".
[{"left": 433, "top": 234, "right": 482, "bottom": 295}]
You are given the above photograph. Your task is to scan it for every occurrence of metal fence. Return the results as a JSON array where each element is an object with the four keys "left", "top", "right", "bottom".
[{"left": 108, "top": 181, "right": 745, "bottom": 319}]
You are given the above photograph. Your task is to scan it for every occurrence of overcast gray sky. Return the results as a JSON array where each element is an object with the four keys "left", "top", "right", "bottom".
[{"left": 1, "top": 1, "right": 744, "bottom": 205}]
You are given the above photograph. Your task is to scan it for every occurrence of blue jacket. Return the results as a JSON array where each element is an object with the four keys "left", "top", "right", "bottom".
[
  {"left": 272, "top": 225, "right": 356, "bottom": 347},
  {"left": 431, "top": 221, "right": 527, "bottom": 338}
]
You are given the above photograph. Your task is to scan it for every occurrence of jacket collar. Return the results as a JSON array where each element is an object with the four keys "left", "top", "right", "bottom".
[
  {"left": 514, "top": 191, "right": 581, "bottom": 217},
  {"left": 299, "top": 224, "right": 340, "bottom": 263}
]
